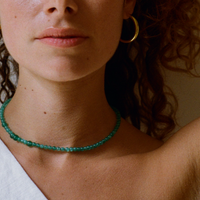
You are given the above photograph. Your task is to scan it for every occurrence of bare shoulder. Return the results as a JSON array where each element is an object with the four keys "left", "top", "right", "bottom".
[
  {"left": 150, "top": 118, "right": 200, "bottom": 199},
  {"left": 115, "top": 118, "right": 164, "bottom": 154},
  {"left": 160, "top": 116, "right": 200, "bottom": 173},
  {"left": 110, "top": 118, "right": 200, "bottom": 199}
]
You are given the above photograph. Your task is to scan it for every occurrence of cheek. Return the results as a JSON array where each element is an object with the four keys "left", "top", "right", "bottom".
[
  {"left": 0, "top": 0, "right": 42, "bottom": 32},
  {"left": 0, "top": 0, "right": 42, "bottom": 59},
  {"left": 91, "top": 2, "right": 124, "bottom": 57}
]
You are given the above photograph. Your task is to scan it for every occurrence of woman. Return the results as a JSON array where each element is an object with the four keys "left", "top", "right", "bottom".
[{"left": 0, "top": 0, "right": 199, "bottom": 199}]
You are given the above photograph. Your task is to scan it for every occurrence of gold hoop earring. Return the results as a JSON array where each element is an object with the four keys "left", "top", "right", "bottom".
[{"left": 120, "top": 16, "right": 139, "bottom": 43}]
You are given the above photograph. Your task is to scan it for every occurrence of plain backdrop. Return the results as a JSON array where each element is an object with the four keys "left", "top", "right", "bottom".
[{"left": 164, "top": 66, "right": 200, "bottom": 132}]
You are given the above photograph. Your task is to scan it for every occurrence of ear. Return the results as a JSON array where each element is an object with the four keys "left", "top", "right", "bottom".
[{"left": 123, "top": 0, "right": 136, "bottom": 19}]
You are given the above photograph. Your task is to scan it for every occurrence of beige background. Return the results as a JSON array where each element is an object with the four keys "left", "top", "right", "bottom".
[{"left": 165, "top": 68, "right": 200, "bottom": 132}]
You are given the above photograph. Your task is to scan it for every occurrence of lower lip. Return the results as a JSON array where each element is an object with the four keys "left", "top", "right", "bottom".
[{"left": 37, "top": 37, "right": 87, "bottom": 48}]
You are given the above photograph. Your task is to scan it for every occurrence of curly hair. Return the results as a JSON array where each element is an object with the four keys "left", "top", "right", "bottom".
[
  {"left": 105, "top": 0, "right": 200, "bottom": 140},
  {"left": 0, "top": 0, "right": 200, "bottom": 140}
]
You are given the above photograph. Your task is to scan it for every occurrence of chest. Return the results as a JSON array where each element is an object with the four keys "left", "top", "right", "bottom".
[{"left": 22, "top": 159, "right": 197, "bottom": 200}]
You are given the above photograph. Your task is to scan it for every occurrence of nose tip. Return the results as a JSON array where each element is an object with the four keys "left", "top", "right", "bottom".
[{"left": 44, "top": 0, "right": 78, "bottom": 16}]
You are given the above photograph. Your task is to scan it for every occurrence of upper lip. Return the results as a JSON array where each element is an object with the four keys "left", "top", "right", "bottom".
[{"left": 36, "top": 27, "right": 87, "bottom": 39}]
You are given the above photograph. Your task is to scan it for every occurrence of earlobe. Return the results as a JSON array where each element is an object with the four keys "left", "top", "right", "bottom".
[{"left": 123, "top": 0, "right": 136, "bottom": 19}]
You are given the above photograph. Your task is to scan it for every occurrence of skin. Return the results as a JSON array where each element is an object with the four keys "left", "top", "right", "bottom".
[{"left": 0, "top": 0, "right": 200, "bottom": 199}]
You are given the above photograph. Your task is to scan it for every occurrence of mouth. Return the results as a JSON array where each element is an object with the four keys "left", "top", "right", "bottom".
[
  {"left": 43, "top": 35, "right": 82, "bottom": 39},
  {"left": 36, "top": 27, "right": 88, "bottom": 48},
  {"left": 37, "top": 37, "right": 87, "bottom": 48}
]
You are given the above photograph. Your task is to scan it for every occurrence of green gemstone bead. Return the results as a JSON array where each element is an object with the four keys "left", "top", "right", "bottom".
[
  {"left": 24, "top": 140, "right": 28, "bottom": 145},
  {"left": 14, "top": 136, "right": 19, "bottom": 141},
  {"left": 80, "top": 147, "right": 84, "bottom": 151},
  {"left": 20, "top": 139, "right": 24, "bottom": 143},
  {"left": 73, "top": 147, "right": 77, "bottom": 151},
  {"left": 32, "top": 142, "right": 36, "bottom": 146},
  {"left": 2, "top": 122, "right": 7, "bottom": 127},
  {"left": 93, "top": 144, "right": 97, "bottom": 148},
  {"left": 56, "top": 147, "right": 61, "bottom": 151},
  {"left": 52, "top": 146, "right": 56, "bottom": 150},
  {"left": 47, "top": 146, "right": 53, "bottom": 150},
  {"left": 101, "top": 139, "right": 106, "bottom": 143},
  {"left": 69, "top": 148, "right": 73, "bottom": 152},
  {"left": 65, "top": 147, "right": 70, "bottom": 152},
  {"left": 5, "top": 127, "right": 10, "bottom": 132},
  {"left": 96, "top": 142, "right": 100, "bottom": 146},
  {"left": 27, "top": 141, "right": 33, "bottom": 147},
  {"left": 76, "top": 147, "right": 81, "bottom": 151},
  {"left": 36, "top": 143, "right": 40, "bottom": 147},
  {"left": 61, "top": 147, "right": 65, "bottom": 151}
]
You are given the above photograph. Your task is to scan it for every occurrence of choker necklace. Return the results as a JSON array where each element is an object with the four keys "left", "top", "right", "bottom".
[{"left": 0, "top": 98, "right": 121, "bottom": 152}]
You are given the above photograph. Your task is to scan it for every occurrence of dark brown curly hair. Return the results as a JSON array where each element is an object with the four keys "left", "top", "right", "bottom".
[{"left": 0, "top": 0, "right": 200, "bottom": 140}]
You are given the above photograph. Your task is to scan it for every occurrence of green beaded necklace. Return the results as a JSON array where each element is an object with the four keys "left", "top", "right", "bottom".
[{"left": 0, "top": 98, "right": 121, "bottom": 152}]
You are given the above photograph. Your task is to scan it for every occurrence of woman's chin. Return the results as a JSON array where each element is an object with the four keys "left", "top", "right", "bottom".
[{"left": 30, "top": 65, "right": 97, "bottom": 83}]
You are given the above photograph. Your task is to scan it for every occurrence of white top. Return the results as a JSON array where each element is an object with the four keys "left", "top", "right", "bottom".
[{"left": 0, "top": 139, "right": 47, "bottom": 200}]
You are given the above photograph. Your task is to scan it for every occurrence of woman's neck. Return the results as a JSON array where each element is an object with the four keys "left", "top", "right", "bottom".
[{"left": 4, "top": 67, "right": 116, "bottom": 149}]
